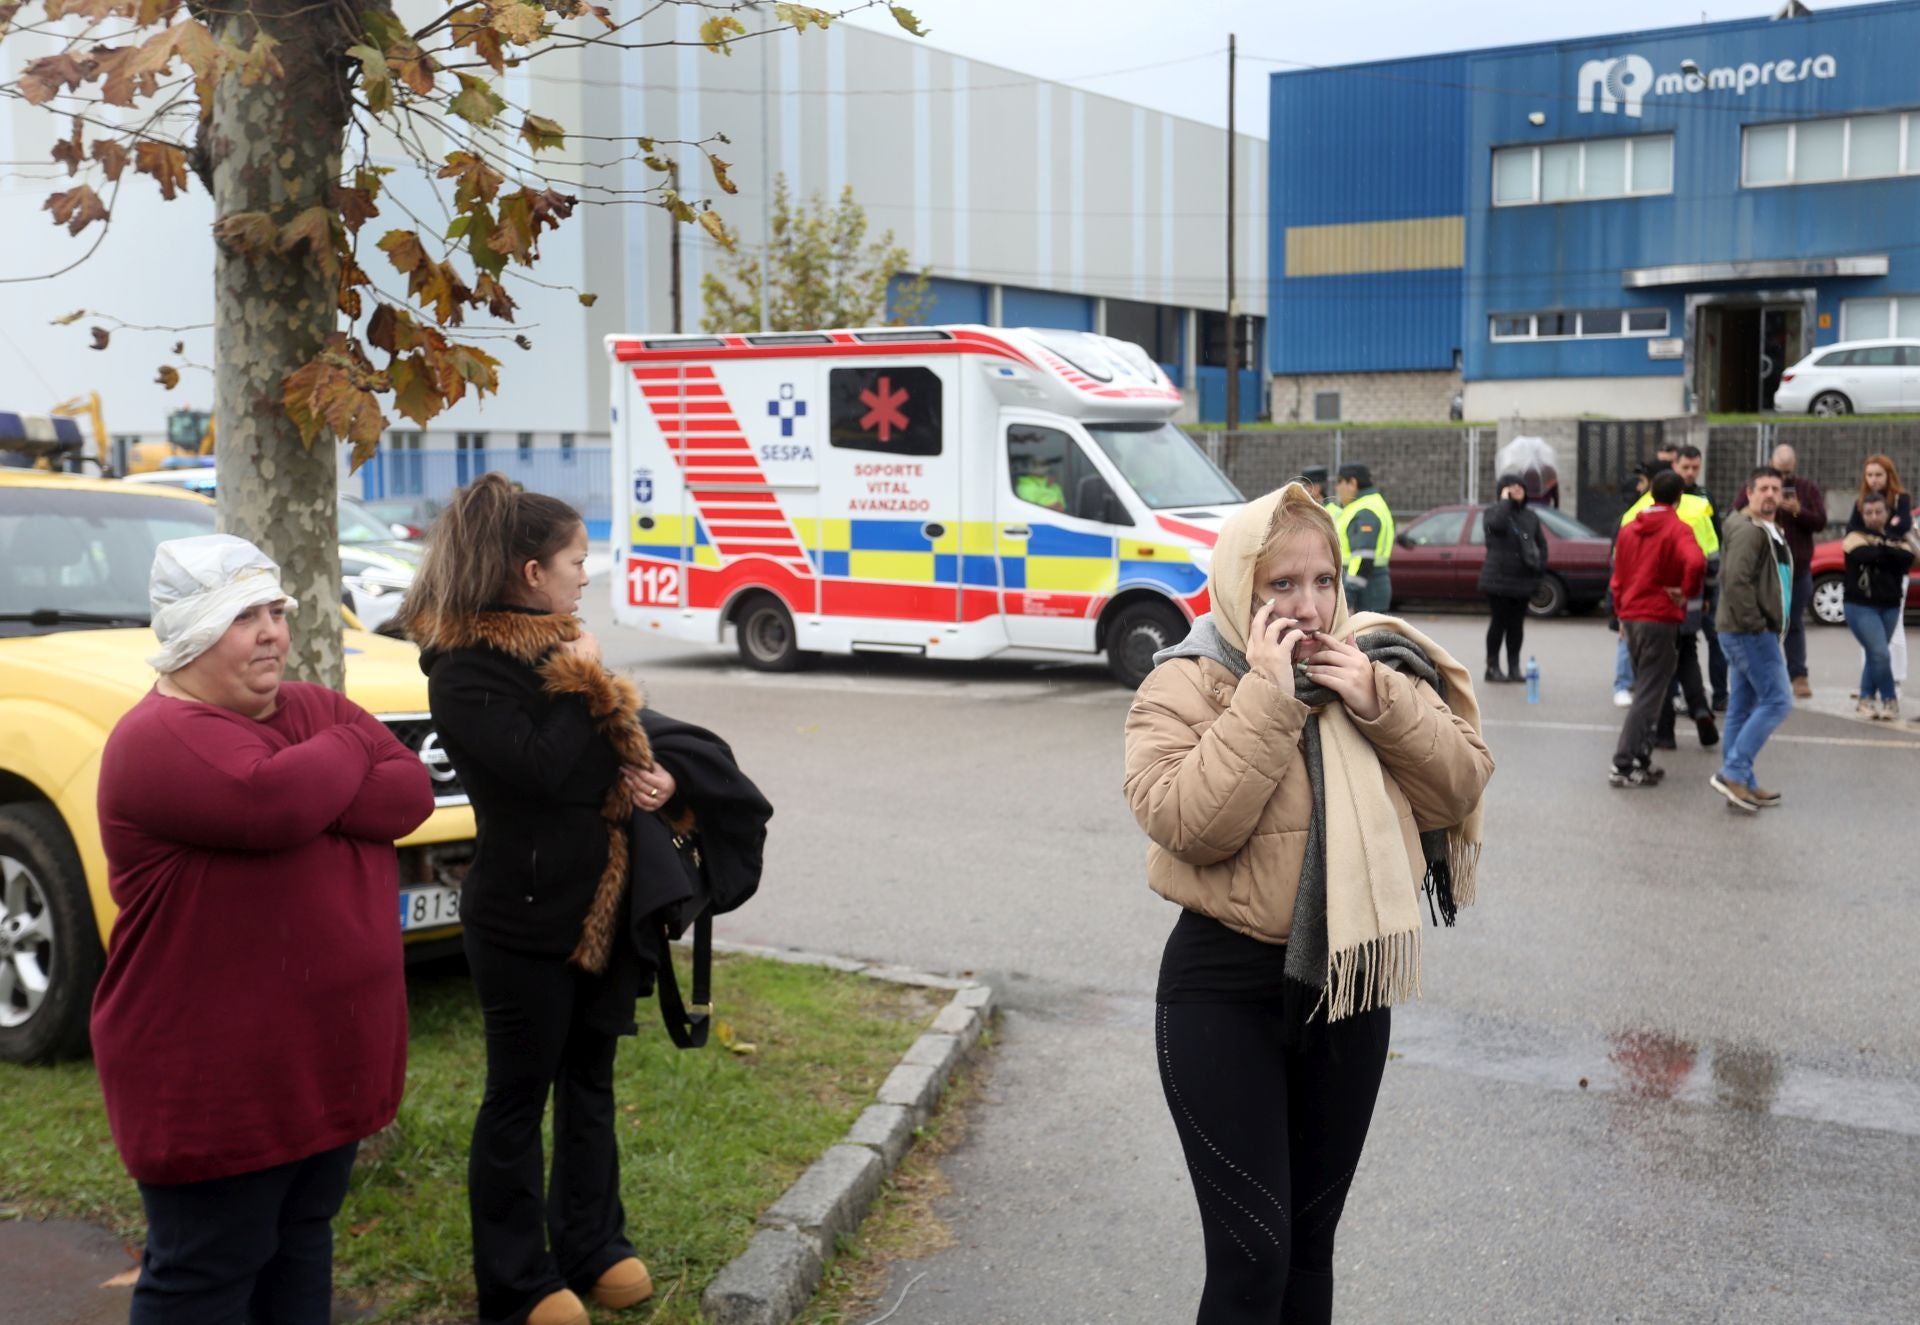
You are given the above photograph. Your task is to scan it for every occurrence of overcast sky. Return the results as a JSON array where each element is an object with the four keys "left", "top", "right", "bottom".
[{"left": 845, "top": 0, "right": 1887, "bottom": 133}]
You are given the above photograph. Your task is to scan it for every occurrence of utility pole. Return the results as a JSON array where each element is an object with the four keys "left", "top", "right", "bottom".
[
  {"left": 1224, "top": 34, "right": 1239, "bottom": 431},
  {"left": 668, "top": 159, "right": 683, "bottom": 333}
]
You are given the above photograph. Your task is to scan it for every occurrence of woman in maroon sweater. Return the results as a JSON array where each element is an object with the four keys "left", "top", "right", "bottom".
[{"left": 92, "top": 534, "right": 433, "bottom": 1325}]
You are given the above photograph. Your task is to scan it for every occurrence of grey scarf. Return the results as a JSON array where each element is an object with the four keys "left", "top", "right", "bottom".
[{"left": 1152, "top": 617, "right": 1461, "bottom": 1003}]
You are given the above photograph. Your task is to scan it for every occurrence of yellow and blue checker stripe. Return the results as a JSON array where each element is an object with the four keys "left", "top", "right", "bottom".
[
  {"left": 628, "top": 514, "right": 722, "bottom": 567},
  {"left": 633, "top": 513, "right": 1206, "bottom": 596}
]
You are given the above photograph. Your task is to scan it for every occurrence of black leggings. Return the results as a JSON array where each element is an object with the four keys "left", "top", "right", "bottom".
[
  {"left": 1157, "top": 1001, "right": 1391, "bottom": 1325},
  {"left": 1485, "top": 594, "right": 1529, "bottom": 672}
]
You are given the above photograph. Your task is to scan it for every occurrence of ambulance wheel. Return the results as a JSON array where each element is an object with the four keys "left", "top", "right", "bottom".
[
  {"left": 735, "top": 592, "right": 804, "bottom": 671},
  {"left": 1107, "top": 601, "right": 1186, "bottom": 690}
]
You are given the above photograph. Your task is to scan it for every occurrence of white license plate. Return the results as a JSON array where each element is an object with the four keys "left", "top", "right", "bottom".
[{"left": 398, "top": 885, "right": 462, "bottom": 933}]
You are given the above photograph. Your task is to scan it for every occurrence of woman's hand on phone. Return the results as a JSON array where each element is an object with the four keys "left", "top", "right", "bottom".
[
  {"left": 1246, "top": 600, "right": 1306, "bottom": 697},
  {"left": 1300, "top": 633, "right": 1382, "bottom": 721}
]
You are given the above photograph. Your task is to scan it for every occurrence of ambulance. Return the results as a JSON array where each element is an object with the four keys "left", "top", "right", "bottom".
[{"left": 605, "top": 324, "right": 1246, "bottom": 687}]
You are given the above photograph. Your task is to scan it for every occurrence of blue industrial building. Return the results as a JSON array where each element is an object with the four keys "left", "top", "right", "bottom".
[{"left": 1267, "top": 0, "right": 1920, "bottom": 421}]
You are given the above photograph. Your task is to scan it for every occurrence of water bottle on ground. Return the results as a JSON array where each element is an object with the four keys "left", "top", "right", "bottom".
[{"left": 1524, "top": 655, "right": 1541, "bottom": 705}]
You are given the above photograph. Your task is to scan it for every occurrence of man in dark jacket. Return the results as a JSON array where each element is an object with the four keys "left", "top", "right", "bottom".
[
  {"left": 1735, "top": 443, "right": 1825, "bottom": 697},
  {"left": 1713, "top": 467, "right": 1794, "bottom": 813},
  {"left": 1610, "top": 470, "right": 1705, "bottom": 786},
  {"left": 1479, "top": 471, "right": 1548, "bottom": 683}
]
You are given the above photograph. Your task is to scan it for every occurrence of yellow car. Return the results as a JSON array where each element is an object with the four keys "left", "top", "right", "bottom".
[{"left": 0, "top": 470, "right": 474, "bottom": 1062}]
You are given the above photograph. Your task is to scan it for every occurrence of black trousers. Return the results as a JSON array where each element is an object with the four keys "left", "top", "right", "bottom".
[
  {"left": 1617, "top": 620, "right": 1680, "bottom": 771},
  {"left": 1703, "top": 585, "right": 1727, "bottom": 705},
  {"left": 1484, "top": 594, "right": 1529, "bottom": 673},
  {"left": 1656, "top": 627, "right": 1711, "bottom": 742},
  {"left": 131, "top": 1142, "right": 357, "bottom": 1325},
  {"left": 466, "top": 930, "right": 636, "bottom": 1325},
  {"left": 1157, "top": 1000, "right": 1392, "bottom": 1325}
]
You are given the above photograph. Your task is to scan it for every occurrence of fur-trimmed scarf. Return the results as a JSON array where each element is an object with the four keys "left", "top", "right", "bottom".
[{"left": 410, "top": 608, "right": 659, "bottom": 973}]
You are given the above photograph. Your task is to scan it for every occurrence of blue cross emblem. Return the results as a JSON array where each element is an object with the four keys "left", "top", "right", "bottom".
[{"left": 767, "top": 382, "right": 807, "bottom": 437}]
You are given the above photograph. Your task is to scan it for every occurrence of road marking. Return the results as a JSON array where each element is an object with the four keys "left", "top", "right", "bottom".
[{"left": 1483, "top": 717, "right": 1920, "bottom": 750}]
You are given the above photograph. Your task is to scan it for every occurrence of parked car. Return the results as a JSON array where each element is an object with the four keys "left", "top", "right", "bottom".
[
  {"left": 120, "top": 470, "right": 418, "bottom": 633},
  {"left": 1808, "top": 536, "right": 1920, "bottom": 625},
  {"left": 1771, "top": 338, "right": 1920, "bottom": 416},
  {"left": 0, "top": 470, "right": 474, "bottom": 1061},
  {"left": 1391, "top": 502, "right": 1612, "bottom": 617},
  {"left": 360, "top": 495, "right": 443, "bottom": 540}
]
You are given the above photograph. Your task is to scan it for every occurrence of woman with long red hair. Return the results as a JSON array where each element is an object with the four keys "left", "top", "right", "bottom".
[{"left": 1848, "top": 455, "right": 1914, "bottom": 707}]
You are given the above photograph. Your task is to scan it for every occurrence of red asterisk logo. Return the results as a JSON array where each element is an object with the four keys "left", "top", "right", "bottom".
[{"left": 858, "top": 376, "right": 910, "bottom": 442}]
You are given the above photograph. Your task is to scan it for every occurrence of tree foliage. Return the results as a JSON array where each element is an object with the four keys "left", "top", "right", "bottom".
[
  {"left": 4, "top": 0, "right": 928, "bottom": 468},
  {"left": 701, "top": 175, "right": 930, "bottom": 333}
]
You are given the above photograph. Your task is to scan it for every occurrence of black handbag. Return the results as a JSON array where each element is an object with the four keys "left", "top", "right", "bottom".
[{"left": 653, "top": 824, "right": 712, "bottom": 1050}]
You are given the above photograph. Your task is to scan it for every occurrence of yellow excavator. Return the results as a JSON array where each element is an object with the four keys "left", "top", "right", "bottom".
[{"left": 0, "top": 394, "right": 213, "bottom": 475}]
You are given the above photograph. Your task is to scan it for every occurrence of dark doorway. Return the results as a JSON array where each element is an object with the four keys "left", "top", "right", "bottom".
[
  {"left": 1695, "top": 301, "right": 1806, "bottom": 414},
  {"left": 1759, "top": 307, "right": 1801, "bottom": 411}
]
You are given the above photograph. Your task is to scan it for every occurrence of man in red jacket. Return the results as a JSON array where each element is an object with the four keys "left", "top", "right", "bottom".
[{"left": 1610, "top": 470, "right": 1707, "bottom": 786}]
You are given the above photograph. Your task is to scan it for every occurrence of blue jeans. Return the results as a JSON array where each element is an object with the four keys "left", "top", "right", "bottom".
[
  {"left": 1846, "top": 603, "right": 1901, "bottom": 703},
  {"left": 1613, "top": 635, "right": 1633, "bottom": 693},
  {"left": 1718, "top": 631, "right": 1792, "bottom": 789}
]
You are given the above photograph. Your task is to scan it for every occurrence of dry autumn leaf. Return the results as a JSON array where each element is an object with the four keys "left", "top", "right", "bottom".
[
  {"left": 89, "top": 326, "right": 109, "bottom": 350},
  {"left": 133, "top": 141, "right": 190, "bottom": 200},
  {"left": 45, "top": 184, "right": 108, "bottom": 235},
  {"left": 155, "top": 365, "right": 180, "bottom": 389}
]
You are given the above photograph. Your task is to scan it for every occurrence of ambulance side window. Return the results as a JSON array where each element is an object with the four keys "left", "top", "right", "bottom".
[{"left": 1007, "top": 424, "right": 1127, "bottom": 524}]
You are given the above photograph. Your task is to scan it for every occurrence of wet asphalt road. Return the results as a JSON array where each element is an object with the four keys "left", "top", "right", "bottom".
[{"left": 584, "top": 588, "right": 1920, "bottom": 1325}]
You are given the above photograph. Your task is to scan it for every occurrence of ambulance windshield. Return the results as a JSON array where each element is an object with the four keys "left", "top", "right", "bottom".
[{"left": 1085, "top": 422, "right": 1244, "bottom": 510}]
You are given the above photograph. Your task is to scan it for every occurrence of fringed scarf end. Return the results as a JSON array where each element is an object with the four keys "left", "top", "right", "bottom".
[{"left": 1323, "top": 927, "right": 1423, "bottom": 1022}]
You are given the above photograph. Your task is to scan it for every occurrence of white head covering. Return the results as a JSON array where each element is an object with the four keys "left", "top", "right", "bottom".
[{"left": 146, "top": 534, "right": 297, "bottom": 673}]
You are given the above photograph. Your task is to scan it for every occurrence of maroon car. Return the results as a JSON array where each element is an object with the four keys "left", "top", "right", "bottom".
[{"left": 1391, "top": 503, "right": 1612, "bottom": 617}]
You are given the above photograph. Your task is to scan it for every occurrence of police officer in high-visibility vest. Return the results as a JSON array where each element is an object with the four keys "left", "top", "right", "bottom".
[
  {"left": 1300, "top": 464, "right": 1330, "bottom": 506},
  {"left": 1620, "top": 457, "right": 1721, "bottom": 749},
  {"left": 1334, "top": 463, "right": 1395, "bottom": 614}
]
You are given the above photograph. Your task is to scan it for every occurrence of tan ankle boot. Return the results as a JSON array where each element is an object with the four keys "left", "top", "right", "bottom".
[
  {"left": 529, "top": 1288, "right": 589, "bottom": 1325},
  {"left": 591, "top": 1257, "right": 654, "bottom": 1309}
]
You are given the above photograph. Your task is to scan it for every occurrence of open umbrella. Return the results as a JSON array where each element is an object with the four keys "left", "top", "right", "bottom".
[{"left": 1495, "top": 435, "right": 1560, "bottom": 505}]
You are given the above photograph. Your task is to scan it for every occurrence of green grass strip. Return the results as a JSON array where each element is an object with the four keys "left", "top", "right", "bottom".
[{"left": 0, "top": 953, "right": 940, "bottom": 1323}]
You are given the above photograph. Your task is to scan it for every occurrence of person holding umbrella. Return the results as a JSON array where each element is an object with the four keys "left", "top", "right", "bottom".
[{"left": 1478, "top": 472, "right": 1549, "bottom": 683}]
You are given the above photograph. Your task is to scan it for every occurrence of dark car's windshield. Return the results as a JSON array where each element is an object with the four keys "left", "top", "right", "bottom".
[
  {"left": 1084, "top": 422, "right": 1244, "bottom": 510},
  {"left": 0, "top": 487, "right": 215, "bottom": 635}
]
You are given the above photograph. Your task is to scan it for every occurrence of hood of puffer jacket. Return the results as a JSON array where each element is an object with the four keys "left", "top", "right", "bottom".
[{"left": 1208, "top": 482, "right": 1351, "bottom": 656}]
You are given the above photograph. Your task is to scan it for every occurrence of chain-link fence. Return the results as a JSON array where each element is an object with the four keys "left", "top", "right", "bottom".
[
  {"left": 1702, "top": 421, "right": 1920, "bottom": 529},
  {"left": 1196, "top": 429, "right": 1502, "bottom": 520}
]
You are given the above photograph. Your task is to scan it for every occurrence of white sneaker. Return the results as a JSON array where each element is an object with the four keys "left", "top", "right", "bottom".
[{"left": 1613, "top": 690, "right": 1633, "bottom": 708}]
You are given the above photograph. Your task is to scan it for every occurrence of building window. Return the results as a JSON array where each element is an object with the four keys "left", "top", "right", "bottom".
[
  {"left": 517, "top": 431, "right": 533, "bottom": 460},
  {"left": 1313, "top": 391, "right": 1341, "bottom": 423},
  {"left": 456, "top": 431, "right": 487, "bottom": 451},
  {"left": 1492, "top": 135, "right": 1672, "bottom": 206},
  {"left": 1841, "top": 296, "right": 1920, "bottom": 340},
  {"left": 1489, "top": 308, "right": 1670, "bottom": 341},
  {"left": 559, "top": 431, "right": 577, "bottom": 462},
  {"left": 1743, "top": 111, "right": 1920, "bottom": 187}
]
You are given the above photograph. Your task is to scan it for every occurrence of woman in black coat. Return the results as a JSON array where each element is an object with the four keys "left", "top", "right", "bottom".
[
  {"left": 397, "top": 473, "right": 669, "bottom": 1325},
  {"left": 1479, "top": 472, "right": 1550, "bottom": 682}
]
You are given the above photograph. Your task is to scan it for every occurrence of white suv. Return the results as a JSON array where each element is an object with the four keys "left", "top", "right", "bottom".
[{"left": 1772, "top": 338, "right": 1920, "bottom": 416}]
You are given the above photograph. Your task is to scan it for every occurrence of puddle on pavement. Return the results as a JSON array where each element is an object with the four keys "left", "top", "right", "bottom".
[{"left": 1388, "top": 1005, "right": 1920, "bottom": 1139}]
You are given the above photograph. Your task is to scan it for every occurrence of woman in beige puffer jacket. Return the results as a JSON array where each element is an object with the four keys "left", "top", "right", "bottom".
[{"left": 1124, "top": 482, "right": 1491, "bottom": 1324}]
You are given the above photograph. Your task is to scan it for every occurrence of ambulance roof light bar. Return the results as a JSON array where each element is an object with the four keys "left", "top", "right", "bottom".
[{"left": 854, "top": 328, "right": 954, "bottom": 343}]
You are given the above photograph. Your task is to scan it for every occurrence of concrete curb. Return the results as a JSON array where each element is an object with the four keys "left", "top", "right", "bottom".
[{"left": 699, "top": 941, "right": 994, "bottom": 1325}]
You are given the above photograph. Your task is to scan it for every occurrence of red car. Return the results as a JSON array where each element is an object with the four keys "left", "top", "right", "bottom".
[
  {"left": 1391, "top": 503, "right": 1613, "bottom": 617},
  {"left": 1809, "top": 537, "right": 1920, "bottom": 625}
]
